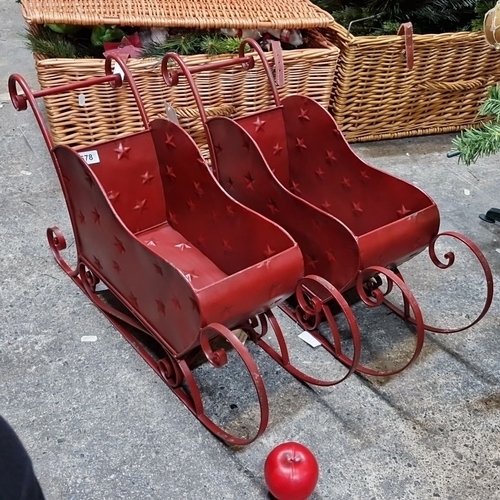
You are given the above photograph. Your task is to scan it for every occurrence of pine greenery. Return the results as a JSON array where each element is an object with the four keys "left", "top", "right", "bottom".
[
  {"left": 23, "top": 27, "right": 83, "bottom": 59},
  {"left": 141, "top": 32, "right": 245, "bottom": 58},
  {"left": 312, "top": 0, "right": 493, "bottom": 35},
  {"left": 452, "top": 85, "right": 500, "bottom": 166}
]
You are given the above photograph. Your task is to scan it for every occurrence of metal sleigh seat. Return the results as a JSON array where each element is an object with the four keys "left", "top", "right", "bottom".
[
  {"left": 9, "top": 54, "right": 364, "bottom": 446},
  {"left": 161, "top": 39, "right": 494, "bottom": 377}
]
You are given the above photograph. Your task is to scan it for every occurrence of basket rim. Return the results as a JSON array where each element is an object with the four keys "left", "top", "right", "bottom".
[
  {"left": 326, "top": 20, "right": 489, "bottom": 45},
  {"left": 21, "top": 0, "right": 334, "bottom": 30}
]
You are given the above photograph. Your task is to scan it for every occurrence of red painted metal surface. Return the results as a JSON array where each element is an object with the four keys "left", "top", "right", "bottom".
[
  {"left": 161, "top": 39, "right": 494, "bottom": 376},
  {"left": 9, "top": 51, "right": 364, "bottom": 445}
]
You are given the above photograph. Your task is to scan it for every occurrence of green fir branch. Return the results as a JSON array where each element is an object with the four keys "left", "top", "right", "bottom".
[
  {"left": 453, "top": 123, "right": 500, "bottom": 166},
  {"left": 23, "top": 27, "right": 81, "bottom": 58}
]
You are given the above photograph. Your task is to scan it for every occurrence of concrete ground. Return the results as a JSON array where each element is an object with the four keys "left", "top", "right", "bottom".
[{"left": 1, "top": 1, "right": 500, "bottom": 499}]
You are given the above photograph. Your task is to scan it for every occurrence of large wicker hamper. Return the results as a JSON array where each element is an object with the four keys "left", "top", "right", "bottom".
[
  {"left": 20, "top": 0, "right": 339, "bottom": 150},
  {"left": 323, "top": 21, "right": 500, "bottom": 143}
]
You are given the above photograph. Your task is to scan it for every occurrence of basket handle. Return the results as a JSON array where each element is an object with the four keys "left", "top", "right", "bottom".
[
  {"left": 418, "top": 78, "right": 486, "bottom": 92},
  {"left": 397, "top": 22, "right": 414, "bottom": 70},
  {"left": 8, "top": 54, "right": 149, "bottom": 153}
]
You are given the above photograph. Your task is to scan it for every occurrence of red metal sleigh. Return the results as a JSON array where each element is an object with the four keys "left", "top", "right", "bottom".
[
  {"left": 9, "top": 40, "right": 494, "bottom": 444},
  {"left": 160, "top": 39, "right": 494, "bottom": 377},
  {"left": 9, "top": 54, "right": 364, "bottom": 446}
]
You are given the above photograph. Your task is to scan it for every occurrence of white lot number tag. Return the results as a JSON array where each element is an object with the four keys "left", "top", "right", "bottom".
[
  {"left": 298, "top": 331, "right": 322, "bottom": 348},
  {"left": 78, "top": 150, "right": 101, "bottom": 165}
]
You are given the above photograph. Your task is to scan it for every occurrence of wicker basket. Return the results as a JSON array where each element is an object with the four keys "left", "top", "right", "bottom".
[
  {"left": 323, "top": 21, "right": 500, "bottom": 143},
  {"left": 21, "top": 0, "right": 339, "bottom": 149}
]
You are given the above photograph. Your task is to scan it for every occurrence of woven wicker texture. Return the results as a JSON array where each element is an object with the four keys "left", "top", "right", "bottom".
[
  {"left": 324, "top": 22, "right": 500, "bottom": 142},
  {"left": 21, "top": 0, "right": 333, "bottom": 29},
  {"left": 34, "top": 30, "right": 338, "bottom": 149}
]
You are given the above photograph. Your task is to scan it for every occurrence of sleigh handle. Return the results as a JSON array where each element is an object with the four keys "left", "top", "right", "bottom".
[
  {"left": 9, "top": 54, "right": 149, "bottom": 153},
  {"left": 161, "top": 38, "right": 282, "bottom": 126}
]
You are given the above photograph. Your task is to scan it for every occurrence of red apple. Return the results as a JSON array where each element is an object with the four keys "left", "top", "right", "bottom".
[{"left": 264, "top": 442, "right": 319, "bottom": 500}]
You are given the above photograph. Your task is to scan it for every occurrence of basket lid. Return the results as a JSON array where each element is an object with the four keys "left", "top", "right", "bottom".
[{"left": 21, "top": 0, "right": 334, "bottom": 29}]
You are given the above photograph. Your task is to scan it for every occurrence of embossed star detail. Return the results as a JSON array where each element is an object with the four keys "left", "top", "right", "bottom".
[
  {"left": 114, "top": 142, "right": 130, "bottom": 160},
  {"left": 141, "top": 172, "right": 154, "bottom": 184},
  {"left": 307, "top": 255, "right": 318, "bottom": 269},
  {"left": 171, "top": 296, "right": 182, "bottom": 310},
  {"left": 397, "top": 205, "right": 412, "bottom": 218},
  {"left": 315, "top": 167, "right": 325, "bottom": 179},
  {"left": 253, "top": 117, "right": 266, "bottom": 132},
  {"left": 193, "top": 181, "right": 204, "bottom": 197},
  {"left": 156, "top": 299, "right": 166, "bottom": 315},
  {"left": 264, "top": 245, "right": 275, "bottom": 258},
  {"left": 175, "top": 243, "right": 191, "bottom": 251},
  {"left": 91, "top": 208, "right": 100, "bottom": 224},
  {"left": 295, "top": 138, "right": 307, "bottom": 151},
  {"left": 325, "top": 150, "right": 336, "bottom": 164},
  {"left": 221, "top": 304, "right": 233, "bottom": 317},
  {"left": 128, "top": 293, "right": 139, "bottom": 309},
  {"left": 165, "top": 165, "right": 177, "bottom": 179},
  {"left": 226, "top": 177, "right": 235, "bottom": 190},
  {"left": 244, "top": 173, "right": 256, "bottom": 190},
  {"left": 77, "top": 211, "right": 85, "bottom": 224},
  {"left": 360, "top": 170, "right": 370, "bottom": 181},
  {"left": 186, "top": 199, "right": 196, "bottom": 211},
  {"left": 298, "top": 108, "right": 310, "bottom": 121},
  {"left": 107, "top": 191, "right": 120, "bottom": 203},
  {"left": 352, "top": 202, "right": 363, "bottom": 215},
  {"left": 84, "top": 174, "right": 93, "bottom": 188},
  {"left": 154, "top": 263, "right": 163, "bottom": 276},
  {"left": 226, "top": 205, "right": 235, "bottom": 216},
  {"left": 183, "top": 272, "right": 199, "bottom": 283},
  {"left": 114, "top": 237, "right": 126, "bottom": 254},
  {"left": 165, "top": 134, "right": 176, "bottom": 148},
  {"left": 214, "top": 143, "right": 223, "bottom": 155},
  {"left": 273, "top": 143, "right": 283, "bottom": 156},
  {"left": 134, "top": 199, "right": 147, "bottom": 212},
  {"left": 341, "top": 177, "right": 351, "bottom": 189},
  {"left": 168, "top": 211, "right": 178, "bottom": 225},
  {"left": 326, "top": 250, "right": 337, "bottom": 263},
  {"left": 290, "top": 181, "right": 301, "bottom": 195},
  {"left": 112, "top": 260, "right": 121, "bottom": 273},
  {"left": 146, "top": 240, "right": 156, "bottom": 246},
  {"left": 321, "top": 200, "right": 332, "bottom": 212},
  {"left": 93, "top": 256, "right": 102, "bottom": 271},
  {"left": 223, "top": 239, "right": 233, "bottom": 251},
  {"left": 267, "top": 199, "right": 279, "bottom": 214}
]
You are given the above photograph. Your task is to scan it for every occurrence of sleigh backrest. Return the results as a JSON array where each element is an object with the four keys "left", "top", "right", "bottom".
[
  {"left": 75, "top": 131, "right": 168, "bottom": 234},
  {"left": 236, "top": 108, "right": 291, "bottom": 188},
  {"left": 149, "top": 118, "right": 296, "bottom": 276},
  {"left": 280, "top": 95, "right": 436, "bottom": 235}
]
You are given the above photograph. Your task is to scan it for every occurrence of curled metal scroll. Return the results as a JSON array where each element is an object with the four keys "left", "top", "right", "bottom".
[
  {"left": 384, "top": 232, "right": 494, "bottom": 334},
  {"left": 178, "top": 323, "right": 269, "bottom": 446}
]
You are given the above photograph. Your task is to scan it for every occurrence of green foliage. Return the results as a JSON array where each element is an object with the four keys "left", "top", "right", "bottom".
[
  {"left": 90, "top": 26, "right": 126, "bottom": 47},
  {"left": 23, "top": 26, "right": 82, "bottom": 58},
  {"left": 452, "top": 84, "right": 500, "bottom": 165},
  {"left": 141, "top": 32, "right": 246, "bottom": 58},
  {"left": 312, "top": 0, "right": 493, "bottom": 35},
  {"left": 199, "top": 34, "right": 243, "bottom": 56},
  {"left": 141, "top": 32, "right": 203, "bottom": 57},
  {"left": 45, "top": 24, "right": 82, "bottom": 36}
]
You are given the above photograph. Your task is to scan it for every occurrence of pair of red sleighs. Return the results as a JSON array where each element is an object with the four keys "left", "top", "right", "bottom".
[{"left": 9, "top": 39, "right": 493, "bottom": 445}]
